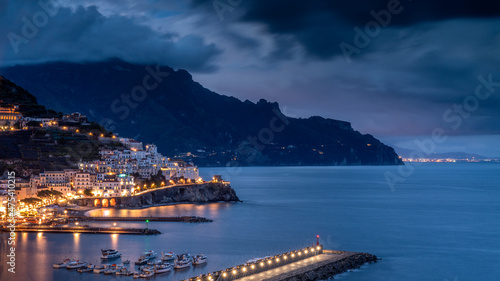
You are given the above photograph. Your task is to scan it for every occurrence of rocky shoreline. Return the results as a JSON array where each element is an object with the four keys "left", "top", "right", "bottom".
[
  {"left": 74, "top": 182, "right": 240, "bottom": 208},
  {"left": 281, "top": 252, "right": 378, "bottom": 281}
]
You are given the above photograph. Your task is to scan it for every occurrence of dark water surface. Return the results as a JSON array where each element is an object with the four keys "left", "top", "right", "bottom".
[{"left": 1, "top": 163, "right": 499, "bottom": 281}]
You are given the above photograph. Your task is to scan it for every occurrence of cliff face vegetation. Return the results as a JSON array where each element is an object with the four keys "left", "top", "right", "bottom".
[{"left": 1, "top": 60, "right": 402, "bottom": 166}]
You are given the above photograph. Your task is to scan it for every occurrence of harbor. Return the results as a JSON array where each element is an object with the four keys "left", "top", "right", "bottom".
[
  {"left": 51, "top": 241, "right": 377, "bottom": 280},
  {"left": 53, "top": 248, "right": 211, "bottom": 278}
]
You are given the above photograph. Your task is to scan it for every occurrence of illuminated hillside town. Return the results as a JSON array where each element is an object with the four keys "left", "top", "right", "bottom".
[{"left": 0, "top": 105, "right": 205, "bottom": 217}]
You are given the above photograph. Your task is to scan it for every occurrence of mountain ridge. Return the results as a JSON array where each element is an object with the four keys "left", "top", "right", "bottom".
[{"left": 1, "top": 60, "right": 403, "bottom": 166}]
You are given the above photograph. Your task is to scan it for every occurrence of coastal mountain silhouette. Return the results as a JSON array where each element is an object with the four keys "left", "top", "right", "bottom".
[{"left": 1, "top": 60, "right": 402, "bottom": 166}]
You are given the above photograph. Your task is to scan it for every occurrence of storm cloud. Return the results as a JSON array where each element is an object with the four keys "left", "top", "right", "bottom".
[
  {"left": 1, "top": 0, "right": 500, "bottom": 156},
  {"left": 0, "top": 1, "right": 221, "bottom": 71}
]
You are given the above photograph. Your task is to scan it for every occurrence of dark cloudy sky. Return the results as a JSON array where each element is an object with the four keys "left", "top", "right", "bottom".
[{"left": 1, "top": 0, "right": 500, "bottom": 156}]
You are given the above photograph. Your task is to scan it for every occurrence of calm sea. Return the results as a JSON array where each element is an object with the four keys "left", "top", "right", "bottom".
[{"left": 1, "top": 163, "right": 499, "bottom": 281}]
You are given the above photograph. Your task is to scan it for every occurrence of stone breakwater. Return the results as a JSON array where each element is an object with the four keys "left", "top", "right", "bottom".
[
  {"left": 75, "top": 182, "right": 240, "bottom": 208},
  {"left": 278, "top": 252, "right": 378, "bottom": 281}
]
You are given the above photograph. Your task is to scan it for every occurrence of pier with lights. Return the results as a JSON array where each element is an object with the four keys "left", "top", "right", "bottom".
[{"left": 182, "top": 236, "right": 378, "bottom": 281}]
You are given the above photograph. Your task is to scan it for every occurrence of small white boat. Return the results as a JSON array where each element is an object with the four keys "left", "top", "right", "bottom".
[
  {"left": 53, "top": 259, "right": 73, "bottom": 268},
  {"left": 93, "top": 265, "right": 107, "bottom": 274},
  {"left": 123, "top": 259, "right": 130, "bottom": 264},
  {"left": 143, "top": 250, "right": 157, "bottom": 260},
  {"left": 67, "top": 261, "right": 87, "bottom": 269},
  {"left": 77, "top": 264, "right": 95, "bottom": 273},
  {"left": 103, "top": 268, "right": 115, "bottom": 275},
  {"left": 138, "top": 265, "right": 154, "bottom": 272},
  {"left": 139, "top": 270, "right": 155, "bottom": 278},
  {"left": 246, "top": 256, "right": 272, "bottom": 264},
  {"left": 101, "top": 249, "right": 122, "bottom": 259},
  {"left": 116, "top": 268, "right": 133, "bottom": 275},
  {"left": 173, "top": 259, "right": 191, "bottom": 269},
  {"left": 135, "top": 257, "right": 148, "bottom": 265},
  {"left": 178, "top": 253, "right": 193, "bottom": 261},
  {"left": 193, "top": 254, "right": 208, "bottom": 265},
  {"left": 161, "top": 251, "right": 176, "bottom": 261},
  {"left": 147, "top": 260, "right": 163, "bottom": 266},
  {"left": 154, "top": 264, "right": 172, "bottom": 274},
  {"left": 133, "top": 271, "right": 140, "bottom": 278}
]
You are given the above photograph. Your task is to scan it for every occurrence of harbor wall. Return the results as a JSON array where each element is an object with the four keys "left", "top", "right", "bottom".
[{"left": 281, "top": 252, "right": 378, "bottom": 281}]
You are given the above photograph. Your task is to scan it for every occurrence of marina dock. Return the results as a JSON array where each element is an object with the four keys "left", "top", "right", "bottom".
[
  {"left": 1, "top": 225, "right": 161, "bottom": 235},
  {"left": 182, "top": 246, "right": 378, "bottom": 281}
]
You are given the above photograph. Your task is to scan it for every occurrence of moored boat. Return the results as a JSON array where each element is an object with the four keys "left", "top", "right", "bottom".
[
  {"left": 173, "top": 258, "right": 191, "bottom": 269},
  {"left": 154, "top": 264, "right": 172, "bottom": 274},
  {"left": 116, "top": 267, "right": 133, "bottom": 275},
  {"left": 147, "top": 260, "right": 163, "bottom": 266},
  {"left": 93, "top": 265, "right": 107, "bottom": 274},
  {"left": 67, "top": 261, "right": 87, "bottom": 269},
  {"left": 53, "top": 259, "right": 73, "bottom": 268},
  {"left": 178, "top": 253, "right": 193, "bottom": 261},
  {"left": 139, "top": 270, "right": 155, "bottom": 278},
  {"left": 101, "top": 248, "right": 122, "bottom": 259},
  {"left": 193, "top": 254, "right": 208, "bottom": 265},
  {"left": 77, "top": 264, "right": 95, "bottom": 273},
  {"left": 143, "top": 250, "right": 157, "bottom": 260},
  {"left": 103, "top": 268, "right": 115, "bottom": 275},
  {"left": 135, "top": 257, "right": 148, "bottom": 265},
  {"left": 161, "top": 251, "right": 176, "bottom": 261}
]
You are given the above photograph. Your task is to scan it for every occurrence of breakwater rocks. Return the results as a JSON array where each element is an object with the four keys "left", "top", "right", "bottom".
[
  {"left": 78, "top": 216, "right": 213, "bottom": 223},
  {"left": 284, "top": 252, "right": 378, "bottom": 281},
  {"left": 141, "top": 228, "right": 161, "bottom": 235},
  {"left": 3, "top": 225, "right": 162, "bottom": 235},
  {"left": 75, "top": 182, "right": 240, "bottom": 208}
]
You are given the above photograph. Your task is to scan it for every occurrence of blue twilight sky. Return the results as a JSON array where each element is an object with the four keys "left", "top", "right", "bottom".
[{"left": 1, "top": 0, "right": 500, "bottom": 157}]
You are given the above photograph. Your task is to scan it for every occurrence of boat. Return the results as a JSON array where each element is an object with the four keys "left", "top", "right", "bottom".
[
  {"left": 138, "top": 265, "right": 154, "bottom": 271},
  {"left": 122, "top": 270, "right": 134, "bottom": 276},
  {"left": 178, "top": 253, "right": 193, "bottom": 261},
  {"left": 53, "top": 259, "right": 73, "bottom": 268},
  {"left": 101, "top": 249, "right": 122, "bottom": 259},
  {"left": 139, "top": 270, "right": 155, "bottom": 278},
  {"left": 173, "top": 258, "right": 192, "bottom": 269},
  {"left": 161, "top": 251, "right": 176, "bottom": 261},
  {"left": 93, "top": 265, "right": 107, "bottom": 274},
  {"left": 67, "top": 261, "right": 87, "bottom": 269},
  {"left": 246, "top": 256, "right": 272, "bottom": 264},
  {"left": 133, "top": 271, "right": 140, "bottom": 278},
  {"left": 103, "top": 268, "right": 115, "bottom": 275},
  {"left": 143, "top": 250, "right": 157, "bottom": 260},
  {"left": 116, "top": 268, "right": 134, "bottom": 275},
  {"left": 147, "top": 260, "right": 163, "bottom": 266},
  {"left": 135, "top": 257, "right": 148, "bottom": 265},
  {"left": 123, "top": 259, "right": 130, "bottom": 264},
  {"left": 154, "top": 264, "right": 172, "bottom": 274},
  {"left": 77, "top": 264, "right": 95, "bottom": 273},
  {"left": 193, "top": 254, "right": 208, "bottom": 265}
]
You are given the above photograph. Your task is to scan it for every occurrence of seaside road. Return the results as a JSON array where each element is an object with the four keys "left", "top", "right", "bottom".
[{"left": 233, "top": 252, "right": 354, "bottom": 281}]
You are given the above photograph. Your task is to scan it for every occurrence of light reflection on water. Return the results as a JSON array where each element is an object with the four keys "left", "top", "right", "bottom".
[{"left": 88, "top": 202, "right": 228, "bottom": 219}]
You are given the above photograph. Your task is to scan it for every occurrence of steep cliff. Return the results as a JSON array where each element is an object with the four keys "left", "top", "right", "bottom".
[{"left": 77, "top": 183, "right": 240, "bottom": 208}]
